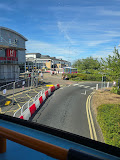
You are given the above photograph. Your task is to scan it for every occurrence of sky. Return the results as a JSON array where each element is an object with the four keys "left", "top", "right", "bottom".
[{"left": 0, "top": 0, "right": 120, "bottom": 63}]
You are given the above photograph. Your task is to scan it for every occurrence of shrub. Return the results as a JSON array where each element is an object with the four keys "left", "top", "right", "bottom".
[
  {"left": 111, "top": 87, "right": 120, "bottom": 95},
  {"left": 97, "top": 104, "right": 120, "bottom": 148}
]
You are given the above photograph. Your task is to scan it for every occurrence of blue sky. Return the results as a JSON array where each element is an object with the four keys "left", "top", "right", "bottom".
[{"left": 0, "top": 0, "right": 120, "bottom": 63}]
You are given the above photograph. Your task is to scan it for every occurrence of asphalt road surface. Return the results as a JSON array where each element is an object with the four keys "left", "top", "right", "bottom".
[{"left": 31, "top": 82, "right": 105, "bottom": 142}]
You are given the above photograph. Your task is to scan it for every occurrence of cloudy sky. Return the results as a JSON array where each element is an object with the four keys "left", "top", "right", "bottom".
[{"left": 0, "top": 0, "right": 120, "bottom": 63}]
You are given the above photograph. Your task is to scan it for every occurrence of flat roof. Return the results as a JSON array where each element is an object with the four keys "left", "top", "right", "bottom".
[
  {"left": 63, "top": 67, "right": 77, "bottom": 69},
  {"left": 26, "top": 53, "right": 41, "bottom": 55},
  {"left": 0, "top": 27, "right": 28, "bottom": 41},
  {"left": 26, "top": 53, "right": 70, "bottom": 63}
]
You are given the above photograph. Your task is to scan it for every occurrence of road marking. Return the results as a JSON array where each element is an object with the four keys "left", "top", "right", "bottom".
[
  {"left": 46, "top": 85, "right": 54, "bottom": 87},
  {"left": 73, "top": 84, "right": 78, "bottom": 86},
  {"left": 86, "top": 92, "right": 97, "bottom": 141},
  {"left": 90, "top": 87, "right": 96, "bottom": 90},
  {"left": 79, "top": 85, "right": 84, "bottom": 87},
  {"left": 1, "top": 97, "right": 21, "bottom": 114},
  {"left": 33, "top": 89, "right": 39, "bottom": 93},
  {"left": 86, "top": 96, "right": 93, "bottom": 139},
  {"left": 84, "top": 86, "right": 90, "bottom": 88},
  {"left": 67, "top": 85, "right": 71, "bottom": 87},
  {"left": 60, "top": 88, "right": 63, "bottom": 89},
  {"left": 88, "top": 93, "right": 97, "bottom": 141},
  {"left": 26, "top": 94, "right": 32, "bottom": 99},
  {"left": 81, "top": 90, "right": 86, "bottom": 95}
]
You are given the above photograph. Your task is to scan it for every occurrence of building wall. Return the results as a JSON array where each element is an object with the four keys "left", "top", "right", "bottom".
[
  {"left": 0, "top": 49, "right": 5, "bottom": 57},
  {"left": 46, "top": 61, "right": 51, "bottom": 69},
  {"left": 0, "top": 28, "right": 27, "bottom": 81},
  {"left": 0, "top": 65, "right": 20, "bottom": 80},
  {"left": 56, "top": 64, "right": 61, "bottom": 68},
  {"left": 18, "top": 50, "right": 26, "bottom": 64},
  {"left": 0, "top": 29, "right": 25, "bottom": 49}
]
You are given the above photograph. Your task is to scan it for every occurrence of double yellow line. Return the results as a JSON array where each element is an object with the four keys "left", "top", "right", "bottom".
[{"left": 86, "top": 92, "right": 97, "bottom": 141}]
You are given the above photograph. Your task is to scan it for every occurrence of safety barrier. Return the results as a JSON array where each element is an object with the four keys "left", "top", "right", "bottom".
[
  {"left": 13, "top": 84, "right": 60, "bottom": 120},
  {"left": 0, "top": 75, "right": 41, "bottom": 109}
]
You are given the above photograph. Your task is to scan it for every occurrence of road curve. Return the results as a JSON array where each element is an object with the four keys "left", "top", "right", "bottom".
[{"left": 31, "top": 82, "right": 104, "bottom": 142}]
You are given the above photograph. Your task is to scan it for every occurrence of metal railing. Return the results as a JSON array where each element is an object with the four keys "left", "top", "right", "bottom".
[
  {"left": 0, "top": 126, "right": 68, "bottom": 160},
  {"left": 13, "top": 89, "right": 45, "bottom": 118},
  {"left": 0, "top": 75, "right": 41, "bottom": 110}
]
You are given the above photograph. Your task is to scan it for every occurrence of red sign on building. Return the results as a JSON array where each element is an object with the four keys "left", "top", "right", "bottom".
[{"left": 6, "top": 49, "right": 16, "bottom": 57}]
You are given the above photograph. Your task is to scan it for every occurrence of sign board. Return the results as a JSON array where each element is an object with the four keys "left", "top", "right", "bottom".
[
  {"left": 6, "top": 49, "right": 16, "bottom": 57},
  {"left": 3, "top": 89, "right": 6, "bottom": 94}
]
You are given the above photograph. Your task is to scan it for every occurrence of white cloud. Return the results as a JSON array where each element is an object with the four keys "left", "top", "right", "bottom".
[
  {"left": 87, "top": 40, "right": 111, "bottom": 47},
  {"left": 57, "top": 21, "right": 75, "bottom": 45},
  {"left": 26, "top": 39, "right": 83, "bottom": 61},
  {"left": 99, "top": 9, "right": 120, "bottom": 16}
]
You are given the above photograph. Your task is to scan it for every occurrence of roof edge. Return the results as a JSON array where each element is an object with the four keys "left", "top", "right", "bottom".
[{"left": 0, "top": 26, "right": 28, "bottom": 41}]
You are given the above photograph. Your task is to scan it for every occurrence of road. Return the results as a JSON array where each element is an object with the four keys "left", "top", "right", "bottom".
[{"left": 31, "top": 82, "right": 105, "bottom": 142}]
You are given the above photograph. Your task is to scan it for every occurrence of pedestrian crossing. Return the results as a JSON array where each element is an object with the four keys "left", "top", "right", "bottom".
[{"left": 67, "top": 84, "right": 96, "bottom": 90}]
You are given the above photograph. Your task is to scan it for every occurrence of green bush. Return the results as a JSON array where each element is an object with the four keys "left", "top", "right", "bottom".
[
  {"left": 117, "top": 88, "right": 120, "bottom": 95},
  {"left": 97, "top": 104, "right": 120, "bottom": 148},
  {"left": 111, "top": 87, "right": 120, "bottom": 95},
  {"left": 63, "top": 73, "right": 112, "bottom": 82}
]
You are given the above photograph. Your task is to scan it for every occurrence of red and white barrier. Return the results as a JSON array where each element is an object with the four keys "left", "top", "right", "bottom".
[{"left": 20, "top": 84, "right": 60, "bottom": 120}]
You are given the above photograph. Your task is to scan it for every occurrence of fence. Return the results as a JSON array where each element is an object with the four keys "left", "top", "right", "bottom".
[
  {"left": 13, "top": 89, "right": 45, "bottom": 118},
  {"left": 0, "top": 74, "right": 42, "bottom": 110}
]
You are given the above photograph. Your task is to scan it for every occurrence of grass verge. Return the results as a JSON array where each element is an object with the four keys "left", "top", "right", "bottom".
[{"left": 97, "top": 104, "right": 120, "bottom": 148}]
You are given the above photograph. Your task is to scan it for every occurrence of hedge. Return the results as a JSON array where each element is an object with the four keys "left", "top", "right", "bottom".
[{"left": 97, "top": 104, "right": 120, "bottom": 148}]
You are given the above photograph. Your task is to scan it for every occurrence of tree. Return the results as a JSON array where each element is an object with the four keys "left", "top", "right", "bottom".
[
  {"left": 101, "top": 47, "right": 120, "bottom": 76},
  {"left": 72, "top": 57, "right": 100, "bottom": 73}
]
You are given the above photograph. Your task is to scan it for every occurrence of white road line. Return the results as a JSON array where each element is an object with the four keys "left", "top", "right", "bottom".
[
  {"left": 84, "top": 86, "right": 90, "bottom": 88},
  {"left": 90, "top": 87, "right": 96, "bottom": 90},
  {"left": 79, "top": 85, "right": 84, "bottom": 87},
  {"left": 73, "top": 84, "right": 79, "bottom": 86},
  {"left": 81, "top": 90, "right": 86, "bottom": 95}
]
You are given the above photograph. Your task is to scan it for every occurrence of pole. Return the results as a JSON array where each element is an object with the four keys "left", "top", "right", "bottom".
[
  {"left": 12, "top": 82, "right": 15, "bottom": 105},
  {"left": 25, "top": 62, "right": 26, "bottom": 72},
  {"left": 28, "top": 77, "right": 30, "bottom": 89},
  {"left": 104, "top": 81, "right": 105, "bottom": 90}
]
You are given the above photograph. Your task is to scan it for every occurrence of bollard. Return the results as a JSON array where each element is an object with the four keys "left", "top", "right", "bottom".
[
  {"left": 96, "top": 84, "right": 98, "bottom": 90},
  {"left": 107, "top": 82, "right": 109, "bottom": 88}
]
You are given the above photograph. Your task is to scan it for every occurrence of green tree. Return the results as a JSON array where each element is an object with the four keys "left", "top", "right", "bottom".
[
  {"left": 73, "top": 57, "right": 100, "bottom": 73},
  {"left": 101, "top": 47, "right": 120, "bottom": 76}
]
